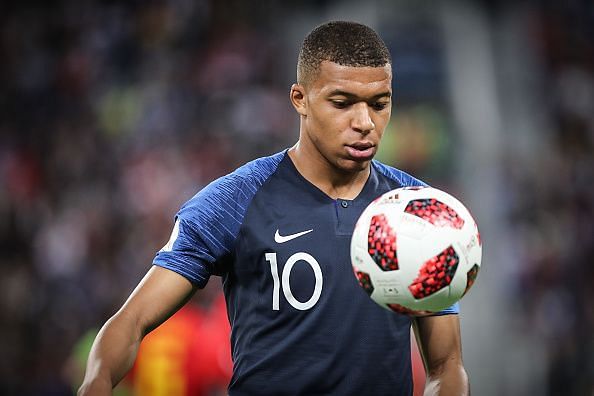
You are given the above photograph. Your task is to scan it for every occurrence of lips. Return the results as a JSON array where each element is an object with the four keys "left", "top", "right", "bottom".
[{"left": 345, "top": 142, "right": 376, "bottom": 160}]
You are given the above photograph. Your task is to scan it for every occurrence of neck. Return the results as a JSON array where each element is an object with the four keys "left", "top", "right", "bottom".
[{"left": 288, "top": 141, "right": 371, "bottom": 200}]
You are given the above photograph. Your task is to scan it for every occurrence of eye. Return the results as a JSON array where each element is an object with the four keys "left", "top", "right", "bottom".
[
  {"left": 371, "top": 102, "right": 389, "bottom": 111},
  {"left": 331, "top": 100, "right": 350, "bottom": 109}
]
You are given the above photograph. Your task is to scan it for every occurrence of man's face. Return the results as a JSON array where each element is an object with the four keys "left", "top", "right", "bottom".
[{"left": 294, "top": 61, "right": 392, "bottom": 174}]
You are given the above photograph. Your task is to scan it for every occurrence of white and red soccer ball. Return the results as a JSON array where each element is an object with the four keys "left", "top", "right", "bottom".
[{"left": 350, "top": 186, "right": 482, "bottom": 315}]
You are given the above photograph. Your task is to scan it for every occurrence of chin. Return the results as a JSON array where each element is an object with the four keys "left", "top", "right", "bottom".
[{"left": 336, "top": 158, "right": 371, "bottom": 173}]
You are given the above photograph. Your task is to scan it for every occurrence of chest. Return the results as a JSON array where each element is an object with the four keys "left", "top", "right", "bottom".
[{"left": 233, "top": 185, "right": 375, "bottom": 311}]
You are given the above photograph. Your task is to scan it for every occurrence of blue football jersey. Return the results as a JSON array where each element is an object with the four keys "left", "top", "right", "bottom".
[{"left": 154, "top": 150, "right": 458, "bottom": 396}]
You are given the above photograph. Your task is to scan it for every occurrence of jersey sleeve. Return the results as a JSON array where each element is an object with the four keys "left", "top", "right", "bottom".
[
  {"left": 153, "top": 173, "right": 250, "bottom": 288},
  {"left": 152, "top": 151, "right": 285, "bottom": 288},
  {"left": 372, "top": 160, "right": 428, "bottom": 188},
  {"left": 431, "top": 302, "right": 459, "bottom": 315}
]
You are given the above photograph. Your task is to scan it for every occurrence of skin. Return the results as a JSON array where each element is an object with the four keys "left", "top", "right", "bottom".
[
  {"left": 413, "top": 316, "right": 469, "bottom": 395},
  {"left": 78, "top": 266, "right": 196, "bottom": 395},
  {"left": 289, "top": 61, "right": 393, "bottom": 199},
  {"left": 78, "top": 60, "right": 469, "bottom": 396}
]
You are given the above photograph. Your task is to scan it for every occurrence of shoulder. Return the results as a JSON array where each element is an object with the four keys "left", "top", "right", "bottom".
[
  {"left": 224, "top": 150, "right": 287, "bottom": 191},
  {"left": 200, "top": 150, "right": 285, "bottom": 195},
  {"left": 372, "top": 160, "right": 428, "bottom": 188},
  {"left": 180, "top": 150, "right": 286, "bottom": 215}
]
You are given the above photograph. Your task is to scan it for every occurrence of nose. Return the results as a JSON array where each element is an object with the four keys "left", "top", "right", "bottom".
[{"left": 351, "top": 102, "right": 375, "bottom": 134}]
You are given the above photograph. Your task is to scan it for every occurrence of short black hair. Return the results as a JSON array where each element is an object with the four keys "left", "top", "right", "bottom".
[{"left": 297, "top": 21, "right": 392, "bottom": 85}]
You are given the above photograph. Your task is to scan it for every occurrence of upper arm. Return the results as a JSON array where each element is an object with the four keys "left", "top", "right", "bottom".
[
  {"left": 117, "top": 266, "right": 197, "bottom": 337},
  {"left": 413, "top": 314, "right": 464, "bottom": 376},
  {"left": 137, "top": 174, "right": 247, "bottom": 331}
]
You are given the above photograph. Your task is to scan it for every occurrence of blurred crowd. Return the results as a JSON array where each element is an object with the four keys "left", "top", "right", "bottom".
[
  {"left": 504, "top": 1, "right": 594, "bottom": 394},
  {"left": 0, "top": 0, "right": 592, "bottom": 395},
  {"left": 0, "top": 1, "right": 295, "bottom": 394}
]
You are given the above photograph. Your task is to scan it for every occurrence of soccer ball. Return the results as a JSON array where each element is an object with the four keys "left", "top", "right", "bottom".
[{"left": 350, "top": 186, "right": 482, "bottom": 315}]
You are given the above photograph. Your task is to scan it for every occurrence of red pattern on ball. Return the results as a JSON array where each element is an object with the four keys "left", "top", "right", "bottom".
[
  {"left": 404, "top": 199, "right": 465, "bottom": 229},
  {"left": 462, "top": 264, "right": 479, "bottom": 297},
  {"left": 408, "top": 246, "right": 459, "bottom": 299},
  {"left": 354, "top": 270, "right": 374, "bottom": 296},
  {"left": 368, "top": 214, "right": 399, "bottom": 271}
]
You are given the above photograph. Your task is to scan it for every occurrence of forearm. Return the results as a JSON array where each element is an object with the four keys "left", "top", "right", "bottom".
[
  {"left": 77, "top": 267, "right": 196, "bottom": 395},
  {"left": 78, "top": 311, "right": 143, "bottom": 395},
  {"left": 424, "top": 361, "right": 469, "bottom": 396}
]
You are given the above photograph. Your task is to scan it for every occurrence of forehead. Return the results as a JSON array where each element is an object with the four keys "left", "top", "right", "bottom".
[{"left": 310, "top": 61, "right": 392, "bottom": 97}]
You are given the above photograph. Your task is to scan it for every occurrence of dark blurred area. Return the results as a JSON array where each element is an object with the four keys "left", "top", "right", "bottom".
[
  {"left": 503, "top": 1, "right": 594, "bottom": 394},
  {"left": 0, "top": 1, "right": 592, "bottom": 395}
]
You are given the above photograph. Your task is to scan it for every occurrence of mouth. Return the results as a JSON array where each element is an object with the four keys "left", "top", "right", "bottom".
[{"left": 345, "top": 142, "right": 376, "bottom": 160}]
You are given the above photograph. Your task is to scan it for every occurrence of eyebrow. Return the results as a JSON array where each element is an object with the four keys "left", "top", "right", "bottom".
[{"left": 327, "top": 89, "right": 392, "bottom": 100}]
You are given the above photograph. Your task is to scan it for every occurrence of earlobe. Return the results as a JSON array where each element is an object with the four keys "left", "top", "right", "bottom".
[{"left": 290, "top": 84, "right": 307, "bottom": 116}]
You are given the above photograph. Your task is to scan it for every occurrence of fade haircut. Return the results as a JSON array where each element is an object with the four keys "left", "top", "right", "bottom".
[{"left": 297, "top": 21, "right": 392, "bottom": 86}]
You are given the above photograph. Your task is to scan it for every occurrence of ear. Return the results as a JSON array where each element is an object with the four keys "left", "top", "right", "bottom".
[{"left": 290, "top": 83, "right": 307, "bottom": 116}]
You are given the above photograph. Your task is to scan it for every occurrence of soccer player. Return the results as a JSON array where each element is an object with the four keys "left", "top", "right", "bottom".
[{"left": 79, "top": 21, "right": 469, "bottom": 395}]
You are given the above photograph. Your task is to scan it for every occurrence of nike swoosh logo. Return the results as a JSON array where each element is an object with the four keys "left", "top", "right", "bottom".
[{"left": 274, "top": 228, "right": 313, "bottom": 243}]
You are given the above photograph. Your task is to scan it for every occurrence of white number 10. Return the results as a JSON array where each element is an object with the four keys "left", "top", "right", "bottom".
[{"left": 265, "top": 252, "right": 323, "bottom": 311}]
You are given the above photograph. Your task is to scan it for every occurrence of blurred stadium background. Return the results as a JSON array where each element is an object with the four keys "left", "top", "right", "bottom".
[{"left": 1, "top": 0, "right": 592, "bottom": 395}]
